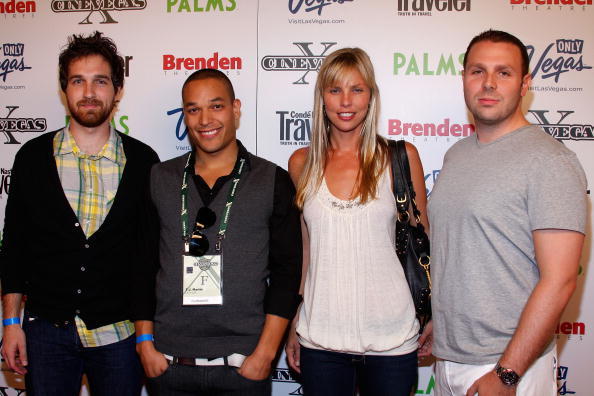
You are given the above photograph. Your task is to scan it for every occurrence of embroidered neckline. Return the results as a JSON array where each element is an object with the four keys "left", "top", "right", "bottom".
[{"left": 319, "top": 178, "right": 367, "bottom": 212}]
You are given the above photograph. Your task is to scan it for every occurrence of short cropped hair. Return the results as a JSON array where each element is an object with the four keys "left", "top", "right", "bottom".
[
  {"left": 463, "top": 29, "right": 530, "bottom": 77},
  {"left": 182, "top": 69, "right": 236, "bottom": 101},
  {"left": 58, "top": 31, "right": 125, "bottom": 92}
]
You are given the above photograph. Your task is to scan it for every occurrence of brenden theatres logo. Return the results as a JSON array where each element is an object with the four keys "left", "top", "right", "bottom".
[
  {"left": 388, "top": 118, "right": 474, "bottom": 137},
  {"left": 1, "top": 43, "right": 31, "bottom": 83},
  {"left": 50, "top": 0, "right": 146, "bottom": 24},
  {"left": 278, "top": 110, "right": 311, "bottom": 146},
  {"left": 556, "top": 321, "right": 586, "bottom": 336},
  {"left": 289, "top": 0, "right": 353, "bottom": 16},
  {"left": 261, "top": 42, "right": 337, "bottom": 84},
  {"left": 163, "top": 52, "right": 242, "bottom": 75},
  {"left": 167, "top": 0, "right": 236, "bottom": 12},
  {"left": 528, "top": 110, "right": 593, "bottom": 141},
  {"left": 393, "top": 52, "right": 464, "bottom": 76},
  {"left": 511, "top": 0, "right": 592, "bottom": 10},
  {"left": 527, "top": 39, "right": 592, "bottom": 83},
  {"left": 397, "top": 0, "right": 470, "bottom": 16},
  {"left": 0, "top": 106, "right": 47, "bottom": 144},
  {"left": 0, "top": 0, "right": 37, "bottom": 15}
]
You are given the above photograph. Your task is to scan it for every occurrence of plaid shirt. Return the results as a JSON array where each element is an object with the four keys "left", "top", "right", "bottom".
[{"left": 54, "top": 126, "right": 134, "bottom": 347}]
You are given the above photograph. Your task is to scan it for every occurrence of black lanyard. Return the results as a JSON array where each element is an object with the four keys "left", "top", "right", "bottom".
[{"left": 180, "top": 152, "right": 245, "bottom": 253}]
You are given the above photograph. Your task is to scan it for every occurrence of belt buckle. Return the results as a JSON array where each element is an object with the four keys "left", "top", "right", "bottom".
[{"left": 172, "top": 357, "right": 197, "bottom": 366}]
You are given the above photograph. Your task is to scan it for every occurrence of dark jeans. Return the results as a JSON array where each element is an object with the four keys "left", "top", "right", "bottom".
[
  {"left": 300, "top": 346, "right": 418, "bottom": 396},
  {"left": 146, "top": 363, "right": 271, "bottom": 396},
  {"left": 23, "top": 311, "right": 142, "bottom": 396}
]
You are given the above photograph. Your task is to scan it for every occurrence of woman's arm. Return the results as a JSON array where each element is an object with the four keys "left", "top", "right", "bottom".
[{"left": 285, "top": 148, "right": 309, "bottom": 373}]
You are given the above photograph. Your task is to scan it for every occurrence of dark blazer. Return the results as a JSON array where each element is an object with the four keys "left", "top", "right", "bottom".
[{"left": 0, "top": 129, "right": 159, "bottom": 329}]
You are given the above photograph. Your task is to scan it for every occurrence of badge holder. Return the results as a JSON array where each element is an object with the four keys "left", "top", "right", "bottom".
[
  {"left": 179, "top": 154, "right": 245, "bottom": 307},
  {"left": 182, "top": 247, "right": 223, "bottom": 305}
]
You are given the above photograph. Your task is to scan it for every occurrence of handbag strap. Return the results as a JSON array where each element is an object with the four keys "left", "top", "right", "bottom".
[
  {"left": 395, "top": 140, "right": 424, "bottom": 228},
  {"left": 388, "top": 140, "right": 409, "bottom": 222}
]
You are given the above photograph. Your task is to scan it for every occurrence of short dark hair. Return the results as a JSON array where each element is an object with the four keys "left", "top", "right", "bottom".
[
  {"left": 58, "top": 31, "right": 125, "bottom": 92},
  {"left": 182, "top": 69, "right": 235, "bottom": 101},
  {"left": 463, "top": 29, "right": 530, "bottom": 77}
]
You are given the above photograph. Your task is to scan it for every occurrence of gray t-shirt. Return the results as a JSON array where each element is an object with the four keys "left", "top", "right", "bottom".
[{"left": 428, "top": 125, "right": 587, "bottom": 364}]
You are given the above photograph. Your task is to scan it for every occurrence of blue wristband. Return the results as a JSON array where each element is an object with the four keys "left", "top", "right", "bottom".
[
  {"left": 3, "top": 317, "right": 20, "bottom": 326},
  {"left": 136, "top": 334, "right": 154, "bottom": 344}
]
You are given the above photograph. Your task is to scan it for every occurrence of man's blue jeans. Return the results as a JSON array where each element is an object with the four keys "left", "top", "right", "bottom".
[
  {"left": 300, "top": 346, "right": 418, "bottom": 396},
  {"left": 23, "top": 311, "right": 142, "bottom": 396}
]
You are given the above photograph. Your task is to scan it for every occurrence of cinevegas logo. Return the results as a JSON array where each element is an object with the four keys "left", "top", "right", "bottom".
[
  {"left": 1, "top": 106, "right": 47, "bottom": 145},
  {"left": 261, "top": 42, "right": 337, "bottom": 85},
  {"left": 50, "top": 0, "right": 146, "bottom": 24},
  {"left": 528, "top": 110, "right": 593, "bottom": 141}
]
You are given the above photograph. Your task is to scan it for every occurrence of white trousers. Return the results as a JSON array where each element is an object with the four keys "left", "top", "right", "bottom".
[{"left": 434, "top": 347, "right": 557, "bottom": 396}]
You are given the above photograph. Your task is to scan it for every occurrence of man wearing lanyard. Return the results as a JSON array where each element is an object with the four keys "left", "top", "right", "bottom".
[
  {"left": 133, "top": 68, "right": 302, "bottom": 395},
  {"left": 0, "top": 32, "right": 159, "bottom": 394}
]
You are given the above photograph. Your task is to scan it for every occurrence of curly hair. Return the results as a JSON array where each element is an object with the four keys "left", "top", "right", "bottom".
[{"left": 58, "top": 31, "right": 125, "bottom": 92}]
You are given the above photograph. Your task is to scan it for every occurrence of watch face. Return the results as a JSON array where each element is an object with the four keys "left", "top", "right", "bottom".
[{"left": 500, "top": 369, "right": 520, "bottom": 386}]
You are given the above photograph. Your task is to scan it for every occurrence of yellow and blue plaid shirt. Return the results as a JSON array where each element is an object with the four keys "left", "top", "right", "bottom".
[{"left": 53, "top": 126, "right": 135, "bottom": 347}]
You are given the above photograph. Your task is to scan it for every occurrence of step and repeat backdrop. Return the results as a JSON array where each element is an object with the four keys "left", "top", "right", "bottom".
[{"left": 1, "top": 0, "right": 592, "bottom": 395}]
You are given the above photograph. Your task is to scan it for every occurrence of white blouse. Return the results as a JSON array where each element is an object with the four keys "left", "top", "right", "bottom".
[{"left": 297, "top": 169, "right": 419, "bottom": 355}]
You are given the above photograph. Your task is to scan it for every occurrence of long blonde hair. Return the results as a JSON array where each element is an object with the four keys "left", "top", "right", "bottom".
[{"left": 295, "top": 47, "right": 388, "bottom": 209}]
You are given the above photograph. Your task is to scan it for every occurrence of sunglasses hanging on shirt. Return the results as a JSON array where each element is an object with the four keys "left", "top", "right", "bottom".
[{"left": 188, "top": 207, "right": 216, "bottom": 257}]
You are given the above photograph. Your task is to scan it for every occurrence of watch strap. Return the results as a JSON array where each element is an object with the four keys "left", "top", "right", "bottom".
[{"left": 494, "top": 362, "right": 521, "bottom": 387}]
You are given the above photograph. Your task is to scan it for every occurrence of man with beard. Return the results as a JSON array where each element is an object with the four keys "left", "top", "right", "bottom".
[
  {"left": 429, "top": 30, "right": 587, "bottom": 395},
  {"left": 0, "top": 31, "right": 158, "bottom": 395}
]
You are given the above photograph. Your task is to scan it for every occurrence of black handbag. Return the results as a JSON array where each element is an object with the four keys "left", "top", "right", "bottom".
[{"left": 388, "top": 139, "right": 432, "bottom": 332}]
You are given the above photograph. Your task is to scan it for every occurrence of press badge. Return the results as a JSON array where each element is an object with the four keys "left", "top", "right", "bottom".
[{"left": 182, "top": 255, "right": 223, "bottom": 305}]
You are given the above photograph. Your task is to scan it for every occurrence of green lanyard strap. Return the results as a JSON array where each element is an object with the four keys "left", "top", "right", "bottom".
[{"left": 180, "top": 152, "right": 245, "bottom": 253}]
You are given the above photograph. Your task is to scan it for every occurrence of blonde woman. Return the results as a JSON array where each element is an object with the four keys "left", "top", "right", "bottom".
[{"left": 285, "top": 48, "right": 432, "bottom": 396}]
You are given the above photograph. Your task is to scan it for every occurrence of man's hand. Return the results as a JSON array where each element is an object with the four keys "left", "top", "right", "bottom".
[
  {"left": 237, "top": 352, "right": 272, "bottom": 381},
  {"left": 1, "top": 325, "right": 28, "bottom": 375},
  {"left": 417, "top": 320, "right": 433, "bottom": 359},
  {"left": 237, "top": 313, "right": 288, "bottom": 380},
  {"left": 285, "top": 322, "right": 301, "bottom": 373},
  {"left": 136, "top": 342, "right": 168, "bottom": 378},
  {"left": 466, "top": 371, "right": 516, "bottom": 396}
]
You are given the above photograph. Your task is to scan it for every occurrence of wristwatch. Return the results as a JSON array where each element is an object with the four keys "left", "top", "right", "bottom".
[{"left": 494, "top": 362, "right": 521, "bottom": 386}]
